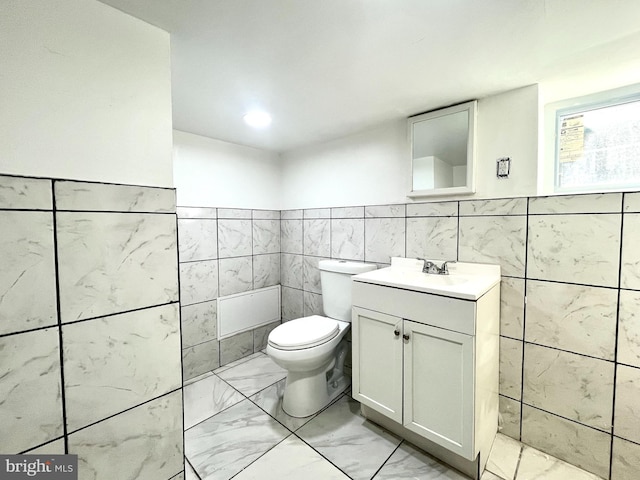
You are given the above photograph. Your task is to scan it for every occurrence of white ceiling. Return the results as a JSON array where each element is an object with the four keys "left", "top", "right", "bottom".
[{"left": 99, "top": 0, "right": 640, "bottom": 153}]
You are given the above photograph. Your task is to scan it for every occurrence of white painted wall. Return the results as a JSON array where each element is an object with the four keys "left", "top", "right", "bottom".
[
  {"left": 0, "top": 0, "right": 173, "bottom": 187},
  {"left": 173, "top": 130, "right": 281, "bottom": 209}
]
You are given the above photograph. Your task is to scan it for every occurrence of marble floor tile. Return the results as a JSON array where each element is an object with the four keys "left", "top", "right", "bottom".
[
  {"left": 372, "top": 441, "right": 468, "bottom": 479},
  {"left": 516, "top": 446, "right": 603, "bottom": 480},
  {"left": 249, "top": 378, "right": 317, "bottom": 432},
  {"left": 486, "top": 433, "right": 522, "bottom": 480},
  {"left": 234, "top": 435, "right": 350, "bottom": 480},
  {"left": 185, "top": 399, "right": 289, "bottom": 480},
  {"left": 184, "top": 374, "right": 245, "bottom": 429},
  {"left": 216, "top": 353, "right": 287, "bottom": 396},
  {"left": 213, "top": 351, "right": 264, "bottom": 374},
  {"left": 296, "top": 395, "right": 401, "bottom": 480},
  {"left": 185, "top": 461, "right": 199, "bottom": 480},
  {"left": 481, "top": 472, "right": 503, "bottom": 480}
]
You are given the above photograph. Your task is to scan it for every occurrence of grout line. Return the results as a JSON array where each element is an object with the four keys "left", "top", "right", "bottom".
[
  {"left": 175, "top": 210, "right": 187, "bottom": 480},
  {"left": 512, "top": 444, "right": 525, "bottom": 480},
  {"left": 518, "top": 197, "right": 531, "bottom": 441},
  {"left": 185, "top": 457, "right": 202, "bottom": 480},
  {"left": 371, "top": 439, "right": 403, "bottom": 479}
]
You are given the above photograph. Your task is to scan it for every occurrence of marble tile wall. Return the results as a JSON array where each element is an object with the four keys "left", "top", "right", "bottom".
[
  {"left": 0, "top": 174, "right": 183, "bottom": 479},
  {"left": 177, "top": 206, "right": 281, "bottom": 381}
]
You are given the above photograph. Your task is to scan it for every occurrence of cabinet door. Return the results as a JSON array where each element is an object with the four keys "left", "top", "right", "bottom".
[
  {"left": 352, "top": 307, "right": 403, "bottom": 423},
  {"left": 403, "top": 320, "right": 475, "bottom": 460}
]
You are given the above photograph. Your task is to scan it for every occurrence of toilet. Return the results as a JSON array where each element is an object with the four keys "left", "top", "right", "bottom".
[{"left": 267, "top": 259, "right": 377, "bottom": 418}]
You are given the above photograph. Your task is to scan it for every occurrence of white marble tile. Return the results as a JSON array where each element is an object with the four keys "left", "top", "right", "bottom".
[
  {"left": 177, "top": 206, "right": 217, "bottom": 219},
  {"left": 217, "top": 353, "right": 286, "bottom": 396},
  {"left": 499, "top": 337, "right": 523, "bottom": 400},
  {"left": 523, "top": 344, "right": 614, "bottom": 431},
  {"left": 281, "top": 209, "right": 303, "bottom": 220},
  {"left": 178, "top": 218, "right": 217, "bottom": 262},
  {"left": 218, "top": 208, "right": 251, "bottom": 219},
  {"left": 185, "top": 399, "right": 289, "bottom": 480},
  {"left": 529, "top": 193, "right": 622, "bottom": 214},
  {"left": 252, "top": 209, "right": 280, "bottom": 220},
  {"left": 618, "top": 289, "right": 640, "bottom": 368},
  {"left": 331, "top": 218, "right": 365, "bottom": 260},
  {"left": 614, "top": 364, "right": 640, "bottom": 444},
  {"left": 184, "top": 370, "right": 215, "bottom": 387},
  {"left": 621, "top": 213, "right": 640, "bottom": 290},
  {"left": 68, "top": 391, "right": 183, "bottom": 480},
  {"left": 23, "top": 438, "right": 66, "bottom": 454},
  {"left": 527, "top": 214, "right": 621, "bottom": 287},
  {"left": 281, "top": 286, "right": 303, "bottom": 321},
  {"left": 406, "top": 201, "right": 458, "bottom": 217},
  {"left": 253, "top": 219, "right": 280, "bottom": 254},
  {"left": 460, "top": 198, "right": 527, "bottom": 216},
  {"left": 171, "top": 472, "right": 185, "bottom": 480},
  {"left": 481, "top": 472, "right": 502, "bottom": 480},
  {"left": 624, "top": 192, "right": 640, "bottom": 213},
  {"left": 185, "top": 462, "right": 199, "bottom": 480},
  {"left": 303, "top": 256, "right": 326, "bottom": 294},
  {"left": 304, "top": 291, "right": 324, "bottom": 316},
  {"left": 253, "top": 320, "right": 281, "bottom": 352},
  {"left": 500, "top": 277, "right": 524, "bottom": 340},
  {"left": 0, "top": 211, "right": 57, "bottom": 335},
  {"left": 304, "top": 218, "right": 331, "bottom": 257},
  {"left": 184, "top": 373, "right": 245, "bottom": 429},
  {"left": 486, "top": 433, "right": 522, "bottom": 480},
  {"left": 611, "top": 436, "right": 640, "bottom": 480},
  {"left": 248, "top": 378, "right": 317, "bottom": 431},
  {"left": 525, "top": 280, "right": 617, "bottom": 360},
  {"left": 304, "top": 208, "right": 331, "bottom": 219},
  {"left": 517, "top": 445, "right": 604, "bottom": 480},
  {"left": 0, "top": 175, "right": 52, "bottom": 209},
  {"left": 406, "top": 216, "right": 458, "bottom": 261},
  {"left": 281, "top": 254, "right": 303, "bottom": 289},
  {"left": 179, "top": 260, "right": 218, "bottom": 306},
  {"left": 55, "top": 181, "right": 175, "bottom": 213},
  {"left": 365, "top": 204, "right": 406, "bottom": 217},
  {"left": 521, "top": 406, "right": 611, "bottom": 479},
  {"left": 63, "top": 304, "right": 181, "bottom": 431},
  {"left": 217, "top": 219, "right": 252, "bottom": 258},
  {"left": 281, "top": 219, "right": 303, "bottom": 254},
  {"left": 459, "top": 216, "right": 526, "bottom": 277},
  {"left": 331, "top": 206, "right": 364, "bottom": 218},
  {"left": 181, "top": 300, "right": 217, "bottom": 349},
  {"left": 220, "top": 331, "right": 254, "bottom": 366},
  {"left": 213, "top": 351, "right": 265, "bottom": 375},
  {"left": 364, "top": 217, "right": 406, "bottom": 263},
  {"left": 57, "top": 212, "right": 179, "bottom": 322},
  {"left": 183, "top": 339, "right": 219, "bottom": 381},
  {"left": 253, "top": 253, "right": 280, "bottom": 289},
  {"left": 374, "top": 441, "right": 468, "bottom": 479},
  {"left": 499, "top": 395, "right": 521, "bottom": 440},
  {"left": 297, "top": 395, "right": 401, "bottom": 480},
  {"left": 0, "top": 328, "right": 63, "bottom": 453},
  {"left": 218, "top": 256, "right": 253, "bottom": 296}
]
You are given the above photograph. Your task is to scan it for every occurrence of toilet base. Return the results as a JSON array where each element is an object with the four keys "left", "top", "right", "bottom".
[{"left": 282, "top": 369, "right": 351, "bottom": 418}]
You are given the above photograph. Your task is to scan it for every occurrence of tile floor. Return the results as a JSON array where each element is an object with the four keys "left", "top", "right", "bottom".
[{"left": 183, "top": 352, "right": 604, "bottom": 480}]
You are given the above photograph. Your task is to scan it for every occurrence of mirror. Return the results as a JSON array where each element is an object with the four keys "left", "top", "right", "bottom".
[{"left": 408, "top": 100, "right": 477, "bottom": 197}]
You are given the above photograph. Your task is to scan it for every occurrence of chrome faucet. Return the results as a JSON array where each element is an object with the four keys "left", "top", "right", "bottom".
[
  {"left": 416, "top": 258, "right": 456, "bottom": 275},
  {"left": 440, "top": 260, "right": 456, "bottom": 275}
]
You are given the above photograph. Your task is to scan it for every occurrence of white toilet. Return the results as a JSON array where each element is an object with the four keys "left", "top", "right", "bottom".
[{"left": 267, "top": 259, "right": 376, "bottom": 417}]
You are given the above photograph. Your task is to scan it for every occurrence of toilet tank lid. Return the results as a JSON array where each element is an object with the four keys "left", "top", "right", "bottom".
[{"left": 318, "top": 260, "right": 377, "bottom": 274}]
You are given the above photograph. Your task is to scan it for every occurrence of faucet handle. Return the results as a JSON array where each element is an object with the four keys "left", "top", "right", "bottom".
[{"left": 440, "top": 260, "right": 457, "bottom": 275}]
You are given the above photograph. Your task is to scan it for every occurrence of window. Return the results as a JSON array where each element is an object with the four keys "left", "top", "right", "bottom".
[{"left": 555, "top": 94, "right": 640, "bottom": 193}]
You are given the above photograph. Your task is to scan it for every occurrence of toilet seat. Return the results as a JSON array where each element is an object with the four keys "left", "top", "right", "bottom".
[{"left": 268, "top": 315, "right": 339, "bottom": 350}]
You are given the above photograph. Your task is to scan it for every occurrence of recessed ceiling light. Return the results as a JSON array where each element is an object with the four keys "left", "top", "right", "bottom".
[{"left": 243, "top": 110, "right": 272, "bottom": 128}]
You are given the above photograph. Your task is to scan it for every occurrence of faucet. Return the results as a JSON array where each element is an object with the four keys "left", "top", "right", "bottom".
[
  {"left": 440, "top": 260, "right": 456, "bottom": 275},
  {"left": 416, "top": 258, "right": 456, "bottom": 275}
]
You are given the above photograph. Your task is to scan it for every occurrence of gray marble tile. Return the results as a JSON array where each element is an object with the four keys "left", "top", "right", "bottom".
[
  {"left": 178, "top": 218, "right": 218, "bottom": 262},
  {"left": 220, "top": 331, "right": 254, "bottom": 366},
  {"left": 217, "top": 219, "right": 252, "bottom": 258},
  {"left": 486, "top": 433, "right": 522, "bottom": 480},
  {"left": 481, "top": 472, "right": 502, "bottom": 480},
  {"left": 304, "top": 219, "right": 331, "bottom": 257},
  {"left": 282, "top": 286, "right": 303, "bottom": 321},
  {"left": 527, "top": 214, "right": 621, "bottom": 287},
  {"left": 253, "top": 320, "right": 281, "bottom": 352},
  {"left": 68, "top": 391, "right": 183, "bottom": 480},
  {"left": 517, "top": 445, "right": 604, "bottom": 480},
  {"left": 304, "top": 208, "right": 331, "bottom": 219},
  {"left": 621, "top": 213, "right": 640, "bottom": 290},
  {"left": 57, "top": 212, "right": 178, "bottom": 322},
  {"left": 63, "top": 304, "right": 181, "bottom": 431},
  {"left": 618, "top": 289, "right": 640, "bottom": 368},
  {"left": 0, "top": 211, "right": 57, "bottom": 335},
  {"left": 253, "top": 253, "right": 280, "bottom": 289},
  {"left": 365, "top": 204, "right": 406, "bottom": 218},
  {"left": 218, "top": 208, "right": 251, "bottom": 219},
  {"left": 183, "top": 373, "right": 244, "bottom": 429},
  {"left": 303, "top": 256, "right": 325, "bottom": 294},
  {"left": 406, "top": 216, "right": 457, "bottom": 261},
  {"left": 406, "top": 201, "right": 458, "bottom": 217},
  {"left": 525, "top": 280, "right": 617, "bottom": 360},
  {"left": 499, "top": 337, "right": 523, "bottom": 400},
  {"left": 281, "top": 219, "right": 303, "bottom": 254},
  {"left": 331, "top": 218, "right": 365, "bottom": 261},
  {"left": 248, "top": 378, "right": 317, "bottom": 431},
  {"left": 281, "top": 209, "right": 303, "bottom": 220},
  {"left": 331, "top": 206, "right": 364, "bottom": 218},
  {"left": 183, "top": 339, "right": 219, "bottom": 381},
  {"left": 185, "top": 399, "right": 289, "bottom": 480},
  {"left": 0, "top": 328, "right": 63, "bottom": 453},
  {"left": 0, "top": 175, "right": 51, "bottom": 209},
  {"left": 177, "top": 206, "right": 217, "bottom": 219},
  {"left": 234, "top": 434, "right": 350, "bottom": 480},
  {"left": 614, "top": 364, "right": 640, "bottom": 444},
  {"left": 611, "top": 436, "right": 640, "bottom": 480},
  {"left": 523, "top": 344, "right": 614, "bottom": 431},
  {"left": 297, "top": 395, "right": 401, "bottom": 480},
  {"left": 171, "top": 472, "right": 185, "bottom": 480},
  {"left": 184, "top": 370, "right": 215, "bottom": 387},
  {"left": 214, "top": 351, "right": 264, "bottom": 375},
  {"left": 500, "top": 277, "right": 524, "bottom": 340},
  {"left": 23, "top": 438, "right": 66, "bottom": 454},
  {"left": 460, "top": 198, "right": 527, "bottom": 216},
  {"left": 218, "top": 256, "right": 253, "bottom": 296},
  {"left": 304, "top": 291, "right": 324, "bottom": 316},
  {"left": 624, "top": 192, "right": 640, "bottom": 213},
  {"left": 55, "top": 181, "right": 175, "bottom": 213},
  {"left": 217, "top": 353, "right": 286, "bottom": 396},
  {"left": 281, "top": 254, "right": 303, "bottom": 289},
  {"left": 529, "top": 193, "right": 622, "bottom": 214},
  {"left": 374, "top": 441, "right": 468, "bottom": 479},
  {"left": 181, "top": 300, "right": 217, "bottom": 349},
  {"left": 521, "top": 405, "right": 611, "bottom": 479},
  {"left": 253, "top": 219, "right": 280, "bottom": 255},
  {"left": 459, "top": 216, "right": 526, "bottom": 277},
  {"left": 365, "top": 217, "right": 406, "bottom": 264},
  {"left": 179, "top": 260, "right": 218, "bottom": 306},
  {"left": 499, "top": 395, "right": 521, "bottom": 440},
  {"left": 253, "top": 209, "right": 280, "bottom": 220}
]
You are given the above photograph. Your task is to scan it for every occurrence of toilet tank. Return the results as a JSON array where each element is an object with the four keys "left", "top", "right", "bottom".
[{"left": 319, "top": 260, "right": 377, "bottom": 322}]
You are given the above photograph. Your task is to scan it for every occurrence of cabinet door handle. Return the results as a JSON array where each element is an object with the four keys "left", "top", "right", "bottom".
[
  {"left": 394, "top": 329, "right": 400, "bottom": 337},
  {"left": 403, "top": 334, "right": 410, "bottom": 341}
]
